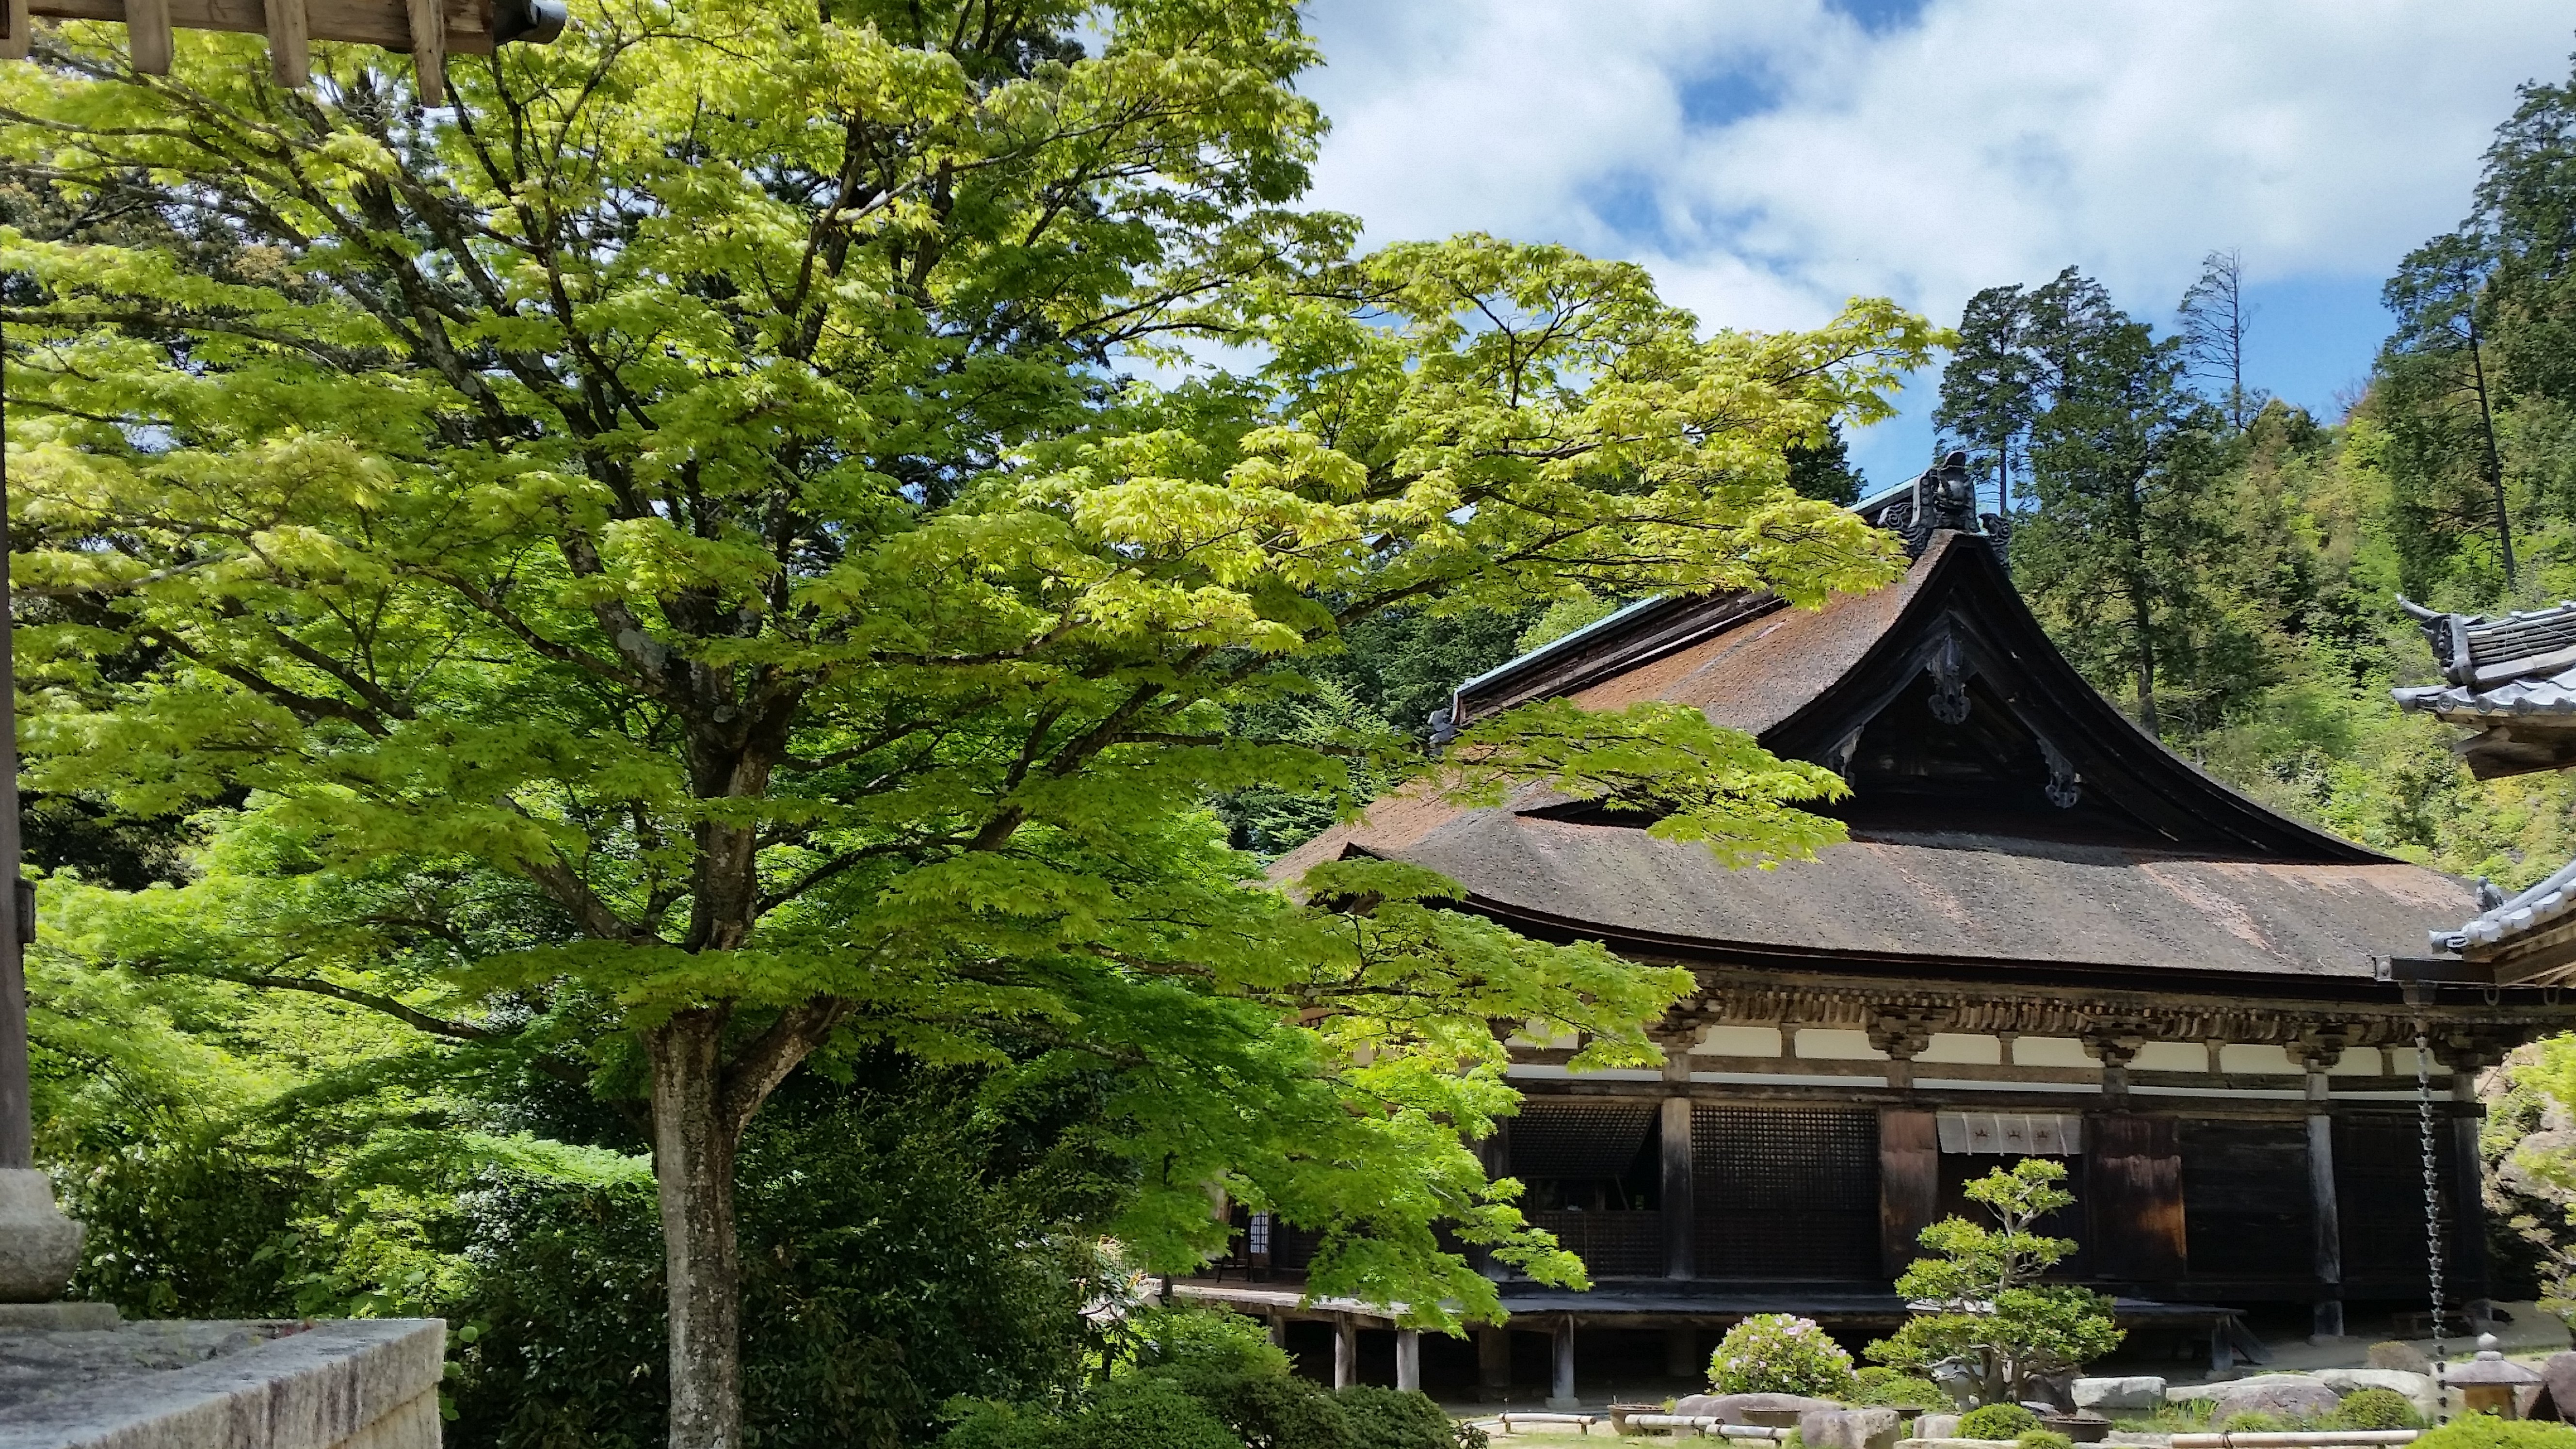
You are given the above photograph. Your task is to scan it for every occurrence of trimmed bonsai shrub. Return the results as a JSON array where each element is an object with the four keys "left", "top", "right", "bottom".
[
  {"left": 1959, "top": 1403, "right": 2043, "bottom": 1439},
  {"left": 2410, "top": 1418, "right": 2576, "bottom": 1449},
  {"left": 2017, "top": 1432, "right": 2074, "bottom": 1449},
  {"left": 1709, "top": 1314, "right": 1859, "bottom": 1398},
  {"left": 2333, "top": 1388, "right": 2423, "bottom": 1430},
  {"left": 2218, "top": 1412, "right": 2287, "bottom": 1434},
  {"left": 1865, "top": 1161, "right": 2122, "bottom": 1407},
  {"left": 1852, "top": 1374, "right": 1948, "bottom": 1410}
]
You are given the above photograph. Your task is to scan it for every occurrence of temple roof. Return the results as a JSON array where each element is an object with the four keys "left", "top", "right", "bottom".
[
  {"left": 1282, "top": 531, "right": 2479, "bottom": 986},
  {"left": 2392, "top": 596, "right": 2576, "bottom": 777}
]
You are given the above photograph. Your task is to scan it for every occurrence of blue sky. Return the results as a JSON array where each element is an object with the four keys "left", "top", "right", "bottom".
[{"left": 1291, "top": 0, "right": 2574, "bottom": 488}]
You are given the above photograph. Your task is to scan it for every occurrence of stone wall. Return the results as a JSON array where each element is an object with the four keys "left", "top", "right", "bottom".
[{"left": 0, "top": 1311, "right": 442, "bottom": 1449}]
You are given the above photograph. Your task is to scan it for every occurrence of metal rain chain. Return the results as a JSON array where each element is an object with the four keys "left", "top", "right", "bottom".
[{"left": 2415, "top": 1018, "right": 2451, "bottom": 1417}]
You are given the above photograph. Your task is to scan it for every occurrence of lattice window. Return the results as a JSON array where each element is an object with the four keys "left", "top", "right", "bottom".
[
  {"left": 2181, "top": 1120, "right": 2312, "bottom": 1278},
  {"left": 1530, "top": 1209, "right": 1665, "bottom": 1277},
  {"left": 2336, "top": 1113, "right": 2464, "bottom": 1285},
  {"left": 1511, "top": 1101, "right": 1656, "bottom": 1179},
  {"left": 1693, "top": 1106, "right": 1879, "bottom": 1280}
]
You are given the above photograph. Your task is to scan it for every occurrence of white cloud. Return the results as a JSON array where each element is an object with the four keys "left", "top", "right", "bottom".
[{"left": 1299, "top": 0, "right": 2575, "bottom": 333}]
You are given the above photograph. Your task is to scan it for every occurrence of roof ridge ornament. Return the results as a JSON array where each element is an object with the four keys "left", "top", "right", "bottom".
[{"left": 1853, "top": 450, "right": 2010, "bottom": 557}]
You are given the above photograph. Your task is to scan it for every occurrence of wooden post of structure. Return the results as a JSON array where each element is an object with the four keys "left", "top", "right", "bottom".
[
  {"left": 2452, "top": 1066, "right": 2493, "bottom": 1315},
  {"left": 1477, "top": 1327, "right": 1510, "bottom": 1402},
  {"left": 2291, "top": 1043, "right": 2345, "bottom": 1341},
  {"left": 1879, "top": 1109, "right": 1938, "bottom": 1278},
  {"left": 125, "top": 0, "right": 172, "bottom": 73},
  {"left": 1664, "top": 1326, "right": 1697, "bottom": 1380},
  {"left": 1661, "top": 1092, "right": 1694, "bottom": 1279},
  {"left": 1267, "top": 1313, "right": 1287, "bottom": 1349},
  {"left": 0, "top": 0, "right": 30, "bottom": 62},
  {"left": 1395, "top": 1329, "right": 1420, "bottom": 1392},
  {"left": 1333, "top": 1317, "right": 1356, "bottom": 1390},
  {"left": 404, "top": 0, "right": 443, "bottom": 101},
  {"left": 264, "top": 0, "right": 309, "bottom": 85},
  {"left": 1547, "top": 1317, "right": 1577, "bottom": 1409}
]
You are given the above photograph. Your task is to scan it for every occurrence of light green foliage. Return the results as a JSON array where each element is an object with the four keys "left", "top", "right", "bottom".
[
  {"left": 2219, "top": 1413, "right": 2287, "bottom": 1433},
  {"left": 1955, "top": 1404, "right": 2042, "bottom": 1440},
  {"left": 0, "top": 0, "right": 1932, "bottom": 1436},
  {"left": 1866, "top": 1160, "right": 2122, "bottom": 1406},
  {"left": 2411, "top": 1417, "right": 2576, "bottom": 1449},
  {"left": 2016, "top": 1431, "right": 2074, "bottom": 1449},
  {"left": 1850, "top": 1374, "right": 1948, "bottom": 1411},
  {"left": 1707, "top": 1314, "right": 1859, "bottom": 1399},
  {"left": 1515, "top": 592, "right": 1626, "bottom": 655},
  {"left": 2332, "top": 1389, "right": 2423, "bottom": 1430}
]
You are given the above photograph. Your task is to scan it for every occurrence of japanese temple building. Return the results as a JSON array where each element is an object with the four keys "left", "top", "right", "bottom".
[{"left": 1181, "top": 469, "right": 2576, "bottom": 1405}]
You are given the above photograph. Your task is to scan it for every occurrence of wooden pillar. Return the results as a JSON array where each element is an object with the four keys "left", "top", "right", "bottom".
[
  {"left": 1548, "top": 1317, "right": 1578, "bottom": 1409},
  {"left": 1267, "top": 1313, "right": 1287, "bottom": 1349},
  {"left": 1334, "top": 1317, "right": 1357, "bottom": 1390},
  {"left": 2454, "top": 1072, "right": 2492, "bottom": 1310},
  {"left": 1880, "top": 1109, "right": 1939, "bottom": 1277},
  {"left": 1662, "top": 1095, "right": 1695, "bottom": 1279},
  {"left": 1664, "top": 1326, "right": 1699, "bottom": 1380},
  {"left": 1396, "top": 1329, "right": 1421, "bottom": 1392},
  {"left": 1477, "top": 1326, "right": 1511, "bottom": 1401},
  {"left": 2307, "top": 1073, "right": 2344, "bottom": 1339}
]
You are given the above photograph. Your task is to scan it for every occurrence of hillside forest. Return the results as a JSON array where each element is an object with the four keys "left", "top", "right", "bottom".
[{"left": 12, "top": 8, "right": 2576, "bottom": 1449}]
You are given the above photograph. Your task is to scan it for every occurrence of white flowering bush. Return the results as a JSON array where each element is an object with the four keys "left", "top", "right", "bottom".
[{"left": 1708, "top": 1314, "right": 1858, "bottom": 1398}]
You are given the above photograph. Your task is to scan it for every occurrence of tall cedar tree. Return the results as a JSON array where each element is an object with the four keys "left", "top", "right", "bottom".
[
  {"left": 2379, "top": 229, "right": 2516, "bottom": 592},
  {"left": 0, "top": 4, "right": 1935, "bottom": 1445},
  {"left": 1941, "top": 272, "right": 2233, "bottom": 735}
]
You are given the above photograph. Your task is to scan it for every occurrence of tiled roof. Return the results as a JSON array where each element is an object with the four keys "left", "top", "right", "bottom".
[
  {"left": 2392, "top": 671, "right": 2576, "bottom": 721},
  {"left": 2435, "top": 861, "right": 2572, "bottom": 956}
]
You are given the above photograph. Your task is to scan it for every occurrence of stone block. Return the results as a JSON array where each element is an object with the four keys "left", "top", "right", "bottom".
[
  {"left": 1801, "top": 1405, "right": 1903, "bottom": 1449},
  {"left": 1913, "top": 1413, "right": 1962, "bottom": 1439},
  {"left": 2072, "top": 1377, "right": 2166, "bottom": 1412},
  {"left": 0, "top": 1317, "right": 444, "bottom": 1449}
]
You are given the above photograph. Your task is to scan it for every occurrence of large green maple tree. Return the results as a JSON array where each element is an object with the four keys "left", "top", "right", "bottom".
[{"left": 0, "top": 2, "right": 1932, "bottom": 1443}]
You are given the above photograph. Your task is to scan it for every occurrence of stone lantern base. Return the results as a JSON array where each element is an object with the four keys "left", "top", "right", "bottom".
[{"left": 0, "top": 1169, "right": 83, "bottom": 1303}]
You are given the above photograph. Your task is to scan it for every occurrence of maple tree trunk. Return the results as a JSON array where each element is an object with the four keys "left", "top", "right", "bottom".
[{"left": 650, "top": 1009, "right": 742, "bottom": 1449}]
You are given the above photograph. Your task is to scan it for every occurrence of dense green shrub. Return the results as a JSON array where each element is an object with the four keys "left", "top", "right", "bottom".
[
  {"left": 1337, "top": 1384, "right": 1453, "bottom": 1449},
  {"left": 1852, "top": 1374, "right": 1948, "bottom": 1410},
  {"left": 2333, "top": 1388, "right": 2423, "bottom": 1430},
  {"left": 1068, "top": 1378, "right": 1245, "bottom": 1449},
  {"left": 1709, "top": 1314, "right": 1859, "bottom": 1398},
  {"left": 2016, "top": 1432, "right": 2073, "bottom": 1449},
  {"left": 2410, "top": 1417, "right": 2576, "bottom": 1449},
  {"left": 2218, "top": 1412, "right": 2287, "bottom": 1433},
  {"left": 1958, "top": 1403, "right": 2043, "bottom": 1439}
]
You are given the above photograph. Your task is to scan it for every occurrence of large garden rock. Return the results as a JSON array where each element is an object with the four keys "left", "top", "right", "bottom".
[
  {"left": 2206, "top": 1374, "right": 2340, "bottom": 1422},
  {"left": 1913, "top": 1413, "right": 1962, "bottom": 1439},
  {"left": 1673, "top": 1392, "right": 1842, "bottom": 1426},
  {"left": 2528, "top": 1352, "right": 2576, "bottom": 1422},
  {"left": 2073, "top": 1377, "right": 2165, "bottom": 1412},
  {"left": 2315, "top": 1368, "right": 2437, "bottom": 1415},
  {"left": 1802, "top": 1405, "right": 1902, "bottom": 1449},
  {"left": 2368, "top": 1341, "right": 2434, "bottom": 1374}
]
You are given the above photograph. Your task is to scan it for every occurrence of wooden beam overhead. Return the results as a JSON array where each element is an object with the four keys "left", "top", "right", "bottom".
[{"left": 27, "top": 0, "right": 501, "bottom": 55}]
